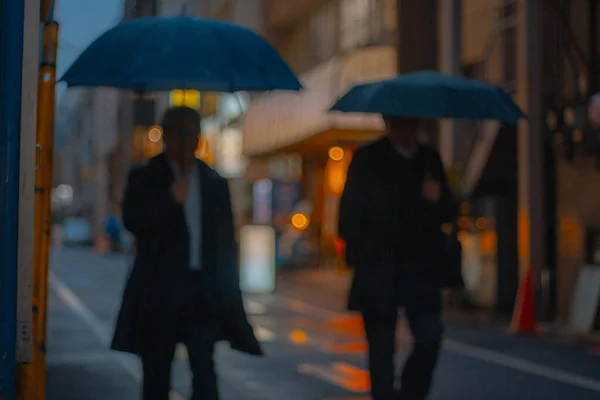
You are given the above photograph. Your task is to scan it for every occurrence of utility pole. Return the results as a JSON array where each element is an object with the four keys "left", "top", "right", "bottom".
[
  {"left": 29, "top": 0, "right": 59, "bottom": 398},
  {"left": 0, "top": 0, "right": 26, "bottom": 398},
  {"left": 515, "top": 0, "right": 545, "bottom": 306},
  {"left": 395, "top": 0, "right": 438, "bottom": 74},
  {"left": 438, "top": 0, "right": 462, "bottom": 167},
  {"left": 395, "top": 0, "right": 439, "bottom": 144}
]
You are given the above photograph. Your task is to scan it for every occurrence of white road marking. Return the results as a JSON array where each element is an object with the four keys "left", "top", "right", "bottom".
[
  {"left": 444, "top": 339, "right": 600, "bottom": 392},
  {"left": 49, "top": 272, "right": 185, "bottom": 400},
  {"left": 278, "top": 297, "right": 600, "bottom": 393}
]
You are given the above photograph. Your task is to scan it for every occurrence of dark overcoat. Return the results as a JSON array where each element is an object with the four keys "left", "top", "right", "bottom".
[
  {"left": 111, "top": 153, "right": 262, "bottom": 356},
  {"left": 338, "top": 138, "right": 458, "bottom": 314}
]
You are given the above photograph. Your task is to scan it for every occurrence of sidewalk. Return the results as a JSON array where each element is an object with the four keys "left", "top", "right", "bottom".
[{"left": 46, "top": 279, "right": 139, "bottom": 400}]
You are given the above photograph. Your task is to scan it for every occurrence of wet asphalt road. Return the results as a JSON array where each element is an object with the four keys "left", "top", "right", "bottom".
[{"left": 47, "top": 247, "right": 600, "bottom": 400}]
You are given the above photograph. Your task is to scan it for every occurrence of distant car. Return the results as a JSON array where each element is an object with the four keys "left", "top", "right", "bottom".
[{"left": 62, "top": 218, "right": 93, "bottom": 247}]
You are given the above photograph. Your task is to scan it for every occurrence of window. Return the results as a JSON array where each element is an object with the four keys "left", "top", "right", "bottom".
[
  {"left": 307, "top": 0, "right": 387, "bottom": 68},
  {"left": 340, "top": 0, "right": 371, "bottom": 50},
  {"left": 310, "top": 1, "right": 340, "bottom": 63},
  {"left": 340, "top": 0, "right": 385, "bottom": 51}
]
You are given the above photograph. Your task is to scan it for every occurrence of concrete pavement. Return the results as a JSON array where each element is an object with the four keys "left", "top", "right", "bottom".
[{"left": 47, "top": 247, "right": 600, "bottom": 399}]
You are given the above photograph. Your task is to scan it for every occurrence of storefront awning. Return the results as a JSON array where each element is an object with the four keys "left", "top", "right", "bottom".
[{"left": 241, "top": 46, "right": 397, "bottom": 157}]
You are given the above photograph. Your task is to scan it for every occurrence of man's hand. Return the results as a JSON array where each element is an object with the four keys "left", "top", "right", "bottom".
[
  {"left": 171, "top": 180, "right": 189, "bottom": 204},
  {"left": 423, "top": 176, "right": 441, "bottom": 203}
]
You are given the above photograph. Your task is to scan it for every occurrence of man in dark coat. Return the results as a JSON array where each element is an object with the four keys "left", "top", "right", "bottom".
[
  {"left": 338, "top": 116, "right": 457, "bottom": 400},
  {"left": 111, "top": 106, "right": 262, "bottom": 400}
]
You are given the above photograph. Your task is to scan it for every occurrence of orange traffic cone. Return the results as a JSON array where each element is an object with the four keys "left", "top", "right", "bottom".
[{"left": 510, "top": 267, "right": 537, "bottom": 334}]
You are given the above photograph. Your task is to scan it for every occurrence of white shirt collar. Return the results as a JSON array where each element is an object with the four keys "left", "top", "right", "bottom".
[{"left": 394, "top": 143, "right": 418, "bottom": 160}]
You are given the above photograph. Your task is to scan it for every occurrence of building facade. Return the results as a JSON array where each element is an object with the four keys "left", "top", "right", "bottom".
[{"left": 53, "top": 86, "right": 119, "bottom": 238}]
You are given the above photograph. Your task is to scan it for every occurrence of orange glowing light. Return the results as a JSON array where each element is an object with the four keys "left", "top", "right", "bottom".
[
  {"left": 195, "top": 136, "right": 215, "bottom": 164},
  {"left": 458, "top": 216, "right": 470, "bottom": 230},
  {"left": 289, "top": 329, "right": 308, "bottom": 344},
  {"left": 325, "top": 342, "right": 368, "bottom": 354},
  {"left": 476, "top": 217, "right": 487, "bottom": 230},
  {"left": 328, "top": 146, "right": 345, "bottom": 161},
  {"left": 291, "top": 213, "right": 310, "bottom": 230},
  {"left": 479, "top": 230, "right": 498, "bottom": 255},
  {"left": 148, "top": 126, "right": 162, "bottom": 142},
  {"left": 325, "top": 148, "right": 352, "bottom": 195}
]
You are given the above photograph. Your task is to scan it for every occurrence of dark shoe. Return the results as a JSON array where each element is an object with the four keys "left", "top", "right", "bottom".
[{"left": 394, "top": 389, "right": 428, "bottom": 400}]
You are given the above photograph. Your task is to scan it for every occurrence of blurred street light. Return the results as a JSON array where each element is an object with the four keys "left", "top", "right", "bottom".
[
  {"left": 291, "top": 213, "right": 310, "bottom": 231},
  {"left": 328, "top": 146, "right": 344, "bottom": 161},
  {"left": 148, "top": 126, "right": 162, "bottom": 142}
]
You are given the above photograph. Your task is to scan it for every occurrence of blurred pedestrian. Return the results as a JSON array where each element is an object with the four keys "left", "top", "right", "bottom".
[
  {"left": 104, "top": 214, "right": 121, "bottom": 252},
  {"left": 338, "top": 116, "right": 458, "bottom": 400},
  {"left": 111, "top": 106, "right": 262, "bottom": 400}
]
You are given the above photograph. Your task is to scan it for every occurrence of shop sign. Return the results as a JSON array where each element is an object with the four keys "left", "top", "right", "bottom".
[{"left": 169, "top": 89, "right": 201, "bottom": 109}]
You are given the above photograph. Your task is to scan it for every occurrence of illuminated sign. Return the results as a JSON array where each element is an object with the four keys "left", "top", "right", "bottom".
[{"left": 169, "top": 89, "right": 201, "bottom": 109}]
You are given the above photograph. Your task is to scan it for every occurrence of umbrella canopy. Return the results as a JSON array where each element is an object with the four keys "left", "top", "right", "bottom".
[
  {"left": 59, "top": 16, "right": 302, "bottom": 93},
  {"left": 329, "top": 70, "right": 526, "bottom": 124}
]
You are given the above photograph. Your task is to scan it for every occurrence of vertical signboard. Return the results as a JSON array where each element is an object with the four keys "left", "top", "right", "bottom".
[
  {"left": 568, "top": 265, "right": 600, "bottom": 334},
  {"left": 239, "top": 225, "right": 276, "bottom": 294}
]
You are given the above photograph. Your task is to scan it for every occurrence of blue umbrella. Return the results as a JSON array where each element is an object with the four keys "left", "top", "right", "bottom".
[
  {"left": 59, "top": 16, "right": 302, "bottom": 93},
  {"left": 330, "top": 70, "right": 526, "bottom": 124}
]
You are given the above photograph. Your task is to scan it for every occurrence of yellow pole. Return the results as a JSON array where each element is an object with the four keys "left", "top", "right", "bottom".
[
  {"left": 18, "top": 16, "right": 59, "bottom": 400},
  {"left": 17, "top": 2, "right": 57, "bottom": 399}
]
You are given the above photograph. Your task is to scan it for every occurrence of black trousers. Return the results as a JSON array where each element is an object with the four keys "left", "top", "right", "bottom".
[
  {"left": 362, "top": 307, "right": 443, "bottom": 400},
  {"left": 139, "top": 275, "right": 221, "bottom": 400}
]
